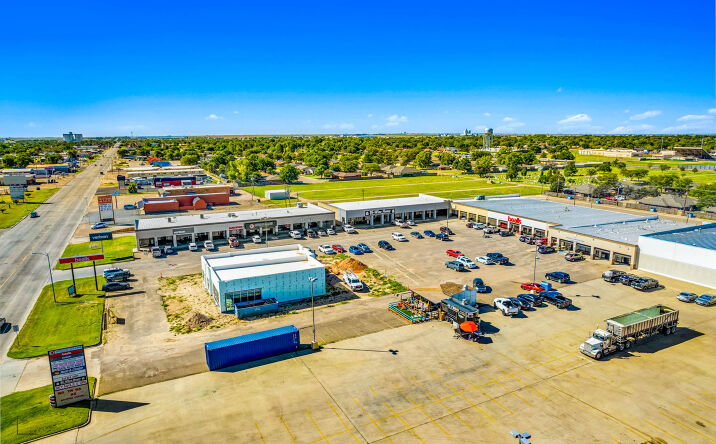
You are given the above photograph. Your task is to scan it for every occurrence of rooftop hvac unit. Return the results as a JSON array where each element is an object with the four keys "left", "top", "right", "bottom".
[
  {"left": 200, "top": 214, "right": 206, "bottom": 219},
  {"left": 229, "top": 213, "right": 236, "bottom": 217}
]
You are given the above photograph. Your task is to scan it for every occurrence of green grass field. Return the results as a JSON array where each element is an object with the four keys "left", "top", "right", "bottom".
[
  {"left": 8, "top": 277, "right": 106, "bottom": 359},
  {"left": 1, "top": 378, "right": 96, "bottom": 444},
  {"left": 0, "top": 188, "right": 58, "bottom": 229},
  {"left": 55, "top": 235, "right": 136, "bottom": 270},
  {"left": 248, "top": 175, "right": 542, "bottom": 202}
]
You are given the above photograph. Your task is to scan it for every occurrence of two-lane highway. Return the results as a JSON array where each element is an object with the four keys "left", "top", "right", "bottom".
[{"left": 0, "top": 146, "right": 117, "bottom": 360}]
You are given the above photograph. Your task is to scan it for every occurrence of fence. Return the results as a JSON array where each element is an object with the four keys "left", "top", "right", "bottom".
[{"left": 542, "top": 191, "right": 688, "bottom": 215}]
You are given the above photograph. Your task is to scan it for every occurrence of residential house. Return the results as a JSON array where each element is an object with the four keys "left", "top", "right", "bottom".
[{"left": 638, "top": 195, "right": 697, "bottom": 211}]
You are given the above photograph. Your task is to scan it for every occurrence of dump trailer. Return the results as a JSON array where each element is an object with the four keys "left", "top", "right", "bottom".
[{"left": 579, "top": 305, "right": 679, "bottom": 359}]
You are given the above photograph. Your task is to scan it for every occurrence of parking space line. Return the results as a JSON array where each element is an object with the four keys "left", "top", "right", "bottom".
[
  {"left": 672, "top": 403, "right": 716, "bottom": 427},
  {"left": 382, "top": 402, "right": 425, "bottom": 444},
  {"left": 306, "top": 409, "right": 329, "bottom": 443},
  {"left": 255, "top": 423, "right": 266, "bottom": 444},
  {"left": 280, "top": 416, "right": 298, "bottom": 444},
  {"left": 460, "top": 376, "right": 513, "bottom": 413},
  {"left": 490, "top": 354, "right": 548, "bottom": 399},
  {"left": 476, "top": 368, "right": 531, "bottom": 407},
  {"left": 328, "top": 402, "right": 361, "bottom": 443},
  {"left": 642, "top": 418, "right": 686, "bottom": 444},
  {"left": 390, "top": 383, "right": 451, "bottom": 437},
  {"left": 688, "top": 397, "right": 716, "bottom": 412},
  {"left": 609, "top": 436, "right": 621, "bottom": 443},
  {"left": 410, "top": 377, "right": 472, "bottom": 430},
  {"left": 659, "top": 411, "right": 716, "bottom": 442},
  {"left": 429, "top": 372, "right": 494, "bottom": 422},
  {"left": 626, "top": 427, "right": 651, "bottom": 441},
  {"left": 352, "top": 397, "right": 393, "bottom": 443}
]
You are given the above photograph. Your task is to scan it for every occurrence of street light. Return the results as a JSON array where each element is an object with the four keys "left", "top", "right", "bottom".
[
  {"left": 32, "top": 252, "right": 56, "bottom": 303},
  {"left": 308, "top": 277, "right": 318, "bottom": 349},
  {"left": 532, "top": 246, "right": 541, "bottom": 283}
]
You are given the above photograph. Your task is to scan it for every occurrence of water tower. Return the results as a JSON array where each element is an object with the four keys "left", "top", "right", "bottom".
[{"left": 483, "top": 128, "right": 493, "bottom": 150}]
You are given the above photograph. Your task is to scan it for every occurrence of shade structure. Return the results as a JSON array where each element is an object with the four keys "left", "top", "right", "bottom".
[{"left": 460, "top": 321, "right": 478, "bottom": 333}]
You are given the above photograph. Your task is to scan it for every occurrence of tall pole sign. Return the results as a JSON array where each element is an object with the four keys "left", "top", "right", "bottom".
[
  {"left": 48, "top": 345, "right": 91, "bottom": 407},
  {"left": 97, "top": 195, "right": 114, "bottom": 222}
]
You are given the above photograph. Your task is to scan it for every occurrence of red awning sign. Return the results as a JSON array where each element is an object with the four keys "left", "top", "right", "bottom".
[{"left": 58, "top": 254, "right": 105, "bottom": 264}]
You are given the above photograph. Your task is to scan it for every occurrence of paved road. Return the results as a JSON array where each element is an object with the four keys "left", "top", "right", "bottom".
[{"left": 0, "top": 146, "right": 117, "bottom": 360}]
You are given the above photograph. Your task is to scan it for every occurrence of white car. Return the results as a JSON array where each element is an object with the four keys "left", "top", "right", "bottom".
[
  {"left": 318, "top": 244, "right": 335, "bottom": 254},
  {"left": 343, "top": 224, "right": 356, "bottom": 233},
  {"left": 494, "top": 298, "right": 520, "bottom": 316},
  {"left": 342, "top": 270, "right": 363, "bottom": 291},
  {"left": 289, "top": 230, "right": 302, "bottom": 239},
  {"left": 252, "top": 235, "right": 262, "bottom": 243},
  {"left": 406, "top": 220, "right": 416, "bottom": 226},
  {"left": 476, "top": 256, "right": 495, "bottom": 265},
  {"left": 394, "top": 219, "right": 409, "bottom": 228},
  {"left": 473, "top": 223, "right": 486, "bottom": 230},
  {"left": 188, "top": 242, "right": 198, "bottom": 251},
  {"left": 391, "top": 232, "right": 407, "bottom": 242},
  {"left": 326, "top": 228, "right": 336, "bottom": 235},
  {"left": 457, "top": 256, "right": 478, "bottom": 268},
  {"left": 203, "top": 240, "right": 214, "bottom": 250}
]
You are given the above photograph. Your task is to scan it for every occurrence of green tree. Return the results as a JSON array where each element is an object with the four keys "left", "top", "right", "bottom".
[
  {"left": 563, "top": 161, "right": 577, "bottom": 176},
  {"left": 15, "top": 153, "right": 32, "bottom": 167},
  {"left": 180, "top": 154, "right": 199, "bottom": 165},
  {"left": 672, "top": 177, "right": 693, "bottom": 195},
  {"left": 632, "top": 168, "right": 650, "bottom": 179},
  {"left": 471, "top": 150, "right": 491, "bottom": 160},
  {"left": 455, "top": 158, "right": 472, "bottom": 172},
  {"left": 314, "top": 165, "right": 327, "bottom": 178},
  {"left": 505, "top": 164, "right": 519, "bottom": 180},
  {"left": 596, "top": 172, "right": 619, "bottom": 189},
  {"left": 596, "top": 162, "right": 612, "bottom": 173},
  {"left": 338, "top": 153, "right": 360, "bottom": 172},
  {"left": 659, "top": 164, "right": 670, "bottom": 171},
  {"left": 414, "top": 151, "right": 433, "bottom": 169},
  {"left": 692, "top": 168, "right": 699, "bottom": 174},
  {"left": 549, "top": 174, "right": 566, "bottom": 192},
  {"left": 690, "top": 183, "right": 716, "bottom": 207},
  {"left": 473, "top": 156, "right": 492, "bottom": 176},
  {"left": 279, "top": 164, "right": 300, "bottom": 183},
  {"left": 127, "top": 182, "right": 138, "bottom": 193},
  {"left": 362, "top": 162, "right": 380, "bottom": 176},
  {"left": 2, "top": 154, "right": 15, "bottom": 168},
  {"left": 438, "top": 152, "right": 455, "bottom": 166},
  {"left": 585, "top": 167, "right": 597, "bottom": 176},
  {"left": 45, "top": 153, "right": 63, "bottom": 164}
]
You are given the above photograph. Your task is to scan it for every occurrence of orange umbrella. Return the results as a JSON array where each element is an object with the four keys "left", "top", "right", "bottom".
[{"left": 460, "top": 321, "right": 478, "bottom": 333}]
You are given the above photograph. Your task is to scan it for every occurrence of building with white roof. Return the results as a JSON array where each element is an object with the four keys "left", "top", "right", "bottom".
[
  {"left": 325, "top": 194, "right": 449, "bottom": 226},
  {"left": 201, "top": 244, "right": 326, "bottom": 312}
]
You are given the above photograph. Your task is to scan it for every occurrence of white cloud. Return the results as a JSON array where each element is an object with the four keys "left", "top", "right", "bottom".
[
  {"left": 558, "top": 113, "right": 592, "bottom": 125},
  {"left": 608, "top": 124, "right": 655, "bottom": 134},
  {"left": 630, "top": 110, "right": 661, "bottom": 120},
  {"left": 502, "top": 116, "right": 515, "bottom": 122},
  {"left": 205, "top": 114, "right": 223, "bottom": 120},
  {"left": 385, "top": 114, "right": 408, "bottom": 126},
  {"left": 676, "top": 114, "right": 710, "bottom": 121},
  {"left": 322, "top": 122, "right": 355, "bottom": 130},
  {"left": 25, "top": 122, "right": 36, "bottom": 128},
  {"left": 556, "top": 87, "right": 563, "bottom": 93},
  {"left": 483, "top": 112, "right": 491, "bottom": 117},
  {"left": 709, "top": 108, "right": 716, "bottom": 115},
  {"left": 233, "top": 110, "right": 239, "bottom": 114},
  {"left": 662, "top": 119, "right": 715, "bottom": 133},
  {"left": 367, "top": 113, "right": 373, "bottom": 118},
  {"left": 624, "top": 109, "right": 630, "bottom": 114}
]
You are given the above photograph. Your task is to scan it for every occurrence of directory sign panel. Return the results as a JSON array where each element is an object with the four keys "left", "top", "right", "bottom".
[{"left": 48, "top": 345, "right": 90, "bottom": 407}]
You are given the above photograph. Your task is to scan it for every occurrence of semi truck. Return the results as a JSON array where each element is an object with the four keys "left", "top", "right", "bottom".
[{"left": 580, "top": 305, "right": 678, "bottom": 359}]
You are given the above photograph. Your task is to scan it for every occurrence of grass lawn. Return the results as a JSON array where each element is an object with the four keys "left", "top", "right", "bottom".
[
  {"left": 55, "top": 235, "right": 136, "bottom": 270},
  {"left": 0, "top": 188, "right": 58, "bottom": 229},
  {"left": 8, "top": 277, "right": 106, "bottom": 359},
  {"left": 1, "top": 378, "right": 96, "bottom": 444}
]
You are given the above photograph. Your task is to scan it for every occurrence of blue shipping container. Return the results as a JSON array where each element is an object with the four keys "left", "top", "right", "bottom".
[{"left": 205, "top": 325, "right": 300, "bottom": 371}]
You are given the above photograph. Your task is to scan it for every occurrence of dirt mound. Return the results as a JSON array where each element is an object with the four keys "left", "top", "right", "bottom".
[
  {"left": 183, "top": 312, "right": 214, "bottom": 330},
  {"left": 330, "top": 258, "right": 368, "bottom": 275},
  {"left": 440, "top": 282, "right": 468, "bottom": 296}
]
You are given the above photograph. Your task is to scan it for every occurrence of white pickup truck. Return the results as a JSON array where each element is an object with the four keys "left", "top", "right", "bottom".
[{"left": 342, "top": 270, "right": 363, "bottom": 291}]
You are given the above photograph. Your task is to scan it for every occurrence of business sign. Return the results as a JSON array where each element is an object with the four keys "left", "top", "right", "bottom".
[
  {"left": 228, "top": 225, "right": 243, "bottom": 230},
  {"left": 58, "top": 253, "right": 105, "bottom": 264},
  {"left": 111, "top": 191, "right": 120, "bottom": 197},
  {"left": 9, "top": 185, "right": 26, "bottom": 200},
  {"left": 507, "top": 216, "right": 522, "bottom": 224},
  {"left": 89, "top": 243, "right": 99, "bottom": 249},
  {"left": 97, "top": 195, "right": 113, "bottom": 213},
  {"left": 89, "top": 232, "right": 113, "bottom": 242},
  {"left": 364, "top": 208, "right": 394, "bottom": 216},
  {"left": 68, "top": 285, "right": 76, "bottom": 296},
  {"left": 487, "top": 211, "right": 549, "bottom": 231},
  {"left": 248, "top": 220, "right": 276, "bottom": 229},
  {"left": 172, "top": 227, "right": 194, "bottom": 235},
  {"left": 48, "top": 345, "right": 90, "bottom": 407}
]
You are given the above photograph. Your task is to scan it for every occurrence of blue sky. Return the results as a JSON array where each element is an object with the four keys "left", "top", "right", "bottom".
[{"left": 1, "top": 1, "right": 714, "bottom": 137}]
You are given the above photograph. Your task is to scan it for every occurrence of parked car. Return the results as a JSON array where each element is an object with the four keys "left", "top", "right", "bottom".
[
  {"left": 204, "top": 240, "right": 215, "bottom": 250},
  {"left": 318, "top": 229, "right": 327, "bottom": 236},
  {"left": 423, "top": 230, "right": 436, "bottom": 237},
  {"left": 457, "top": 256, "right": 477, "bottom": 269},
  {"left": 357, "top": 243, "right": 372, "bottom": 253},
  {"left": 391, "top": 232, "right": 407, "bottom": 242},
  {"left": 476, "top": 256, "right": 495, "bottom": 265},
  {"left": 499, "top": 230, "right": 514, "bottom": 237},
  {"left": 510, "top": 297, "right": 532, "bottom": 310},
  {"left": 695, "top": 294, "right": 716, "bottom": 306},
  {"left": 163, "top": 245, "right": 174, "bottom": 254},
  {"left": 410, "top": 231, "right": 423, "bottom": 239},
  {"left": 252, "top": 235, "right": 262, "bottom": 243},
  {"left": 473, "top": 223, "right": 486, "bottom": 230},
  {"left": 123, "top": 204, "right": 137, "bottom": 210},
  {"left": 106, "top": 273, "right": 129, "bottom": 282},
  {"left": 565, "top": 252, "right": 584, "bottom": 262},
  {"left": 445, "top": 260, "right": 466, "bottom": 271},
  {"left": 378, "top": 240, "right": 394, "bottom": 250},
  {"left": 342, "top": 270, "right": 363, "bottom": 291},
  {"left": 446, "top": 249, "right": 464, "bottom": 258},
  {"left": 484, "top": 226, "right": 499, "bottom": 234},
  {"left": 406, "top": 220, "right": 416, "bottom": 226},
  {"left": 151, "top": 247, "right": 163, "bottom": 258},
  {"left": 439, "top": 226, "right": 454, "bottom": 235},
  {"left": 188, "top": 242, "right": 198, "bottom": 251},
  {"left": 517, "top": 293, "right": 543, "bottom": 306},
  {"left": 465, "top": 222, "right": 474, "bottom": 228},
  {"left": 30, "top": 211, "right": 39, "bottom": 218},
  {"left": 602, "top": 269, "right": 625, "bottom": 282},
  {"left": 326, "top": 228, "right": 336, "bottom": 235},
  {"left": 331, "top": 244, "right": 346, "bottom": 253},
  {"left": 545, "top": 272, "right": 570, "bottom": 283},
  {"left": 228, "top": 236, "right": 240, "bottom": 247},
  {"left": 90, "top": 222, "right": 106, "bottom": 229},
  {"left": 677, "top": 291, "right": 699, "bottom": 302},
  {"left": 318, "top": 245, "right": 336, "bottom": 254},
  {"left": 494, "top": 298, "right": 520, "bottom": 316},
  {"left": 538, "top": 245, "right": 555, "bottom": 254},
  {"left": 436, "top": 233, "right": 450, "bottom": 241},
  {"left": 619, "top": 273, "right": 640, "bottom": 286},
  {"left": 102, "top": 281, "right": 130, "bottom": 291},
  {"left": 0, "top": 317, "right": 7, "bottom": 330},
  {"left": 348, "top": 245, "right": 363, "bottom": 255},
  {"left": 631, "top": 278, "right": 659, "bottom": 291},
  {"left": 519, "top": 235, "right": 531, "bottom": 243},
  {"left": 472, "top": 278, "right": 488, "bottom": 292},
  {"left": 103, "top": 267, "right": 130, "bottom": 278},
  {"left": 289, "top": 230, "right": 302, "bottom": 239},
  {"left": 394, "top": 218, "right": 409, "bottom": 228},
  {"left": 343, "top": 224, "right": 357, "bottom": 233},
  {"left": 541, "top": 291, "right": 572, "bottom": 308},
  {"left": 307, "top": 230, "right": 319, "bottom": 238},
  {"left": 486, "top": 252, "right": 509, "bottom": 264},
  {"left": 520, "top": 282, "right": 546, "bottom": 292}
]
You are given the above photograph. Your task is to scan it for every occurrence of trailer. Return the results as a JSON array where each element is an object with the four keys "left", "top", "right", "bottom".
[{"left": 580, "top": 305, "right": 679, "bottom": 359}]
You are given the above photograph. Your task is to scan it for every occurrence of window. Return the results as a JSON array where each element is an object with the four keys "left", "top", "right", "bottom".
[{"left": 225, "top": 288, "right": 262, "bottom": 310}]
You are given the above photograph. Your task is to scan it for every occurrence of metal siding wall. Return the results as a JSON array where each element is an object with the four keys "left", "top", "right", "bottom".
[
  {"left": 220, "top": 268, "right": 325, "bottom": 305},
  {"left": 637, "top": 254, "right": 716, "bottom": 289}
]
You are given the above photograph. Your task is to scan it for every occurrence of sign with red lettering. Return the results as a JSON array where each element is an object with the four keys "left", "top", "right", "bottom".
[
  {"left": 58, "top": 254, "right": 105, "bottom": 264},
  {"left": 48, "top": 345, "right": 90, "bottom": 407},
  {"left": 508, "top": 216, "right": 522, "bottom": 224}
]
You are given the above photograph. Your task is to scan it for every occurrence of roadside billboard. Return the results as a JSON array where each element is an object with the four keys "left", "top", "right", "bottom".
[
  {"left": 97, "top": 195, "right": 113, "bottom": 213},
  {"left": 89, "top": 232, "right": 113, "bottom": 242},
  {"left": 58, "top": 253, "right": 105, "bottom": 264},
  {"left": 48, "top": 345, "right": 90, "bottom": 407}
]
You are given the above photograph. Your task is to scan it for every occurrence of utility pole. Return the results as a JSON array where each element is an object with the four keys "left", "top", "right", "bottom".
[{"left": 32, "top": 252, "right": 56, "bottom": 303}]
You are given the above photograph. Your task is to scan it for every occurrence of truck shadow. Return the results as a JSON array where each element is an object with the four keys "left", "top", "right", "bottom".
[{"left": 599, "top": 327, "right": 703, "bottom": 361}]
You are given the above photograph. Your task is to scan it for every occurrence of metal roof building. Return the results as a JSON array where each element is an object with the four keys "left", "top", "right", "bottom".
[
  {"left": 638, "top": 223, "right": 716, "bottom": 288},
  {"left": 561, "top": 219, "right": 691, "bottom": 246},
  {"left": 327, "top": 194, "right": 449, "bottom": 226}
]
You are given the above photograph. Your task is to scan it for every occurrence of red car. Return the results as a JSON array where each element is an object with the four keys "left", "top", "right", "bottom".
[
  {"left": 446, "top": 249, "right": 464, "bottom": 257},
  {"left": 331, "top": 245, "right": 346, "bottom": 253},
  {"left": 520, "top": 282, "right": 546, "bottom": 292}
]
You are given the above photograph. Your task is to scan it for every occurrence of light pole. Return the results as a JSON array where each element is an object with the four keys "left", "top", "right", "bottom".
[
  {"left": 532, "top": 246, "right": 541, "bottom": 283},
  {"left": 308, "top": 277, "right": 318, "bottom": 349},
  {"left": 32, "top": 252, "right": 56, "bottom": 303}
]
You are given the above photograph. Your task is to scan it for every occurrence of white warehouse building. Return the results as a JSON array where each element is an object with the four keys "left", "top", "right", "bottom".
[{"left": 201, "top": 244, "right": 326, "bottom": 312}]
